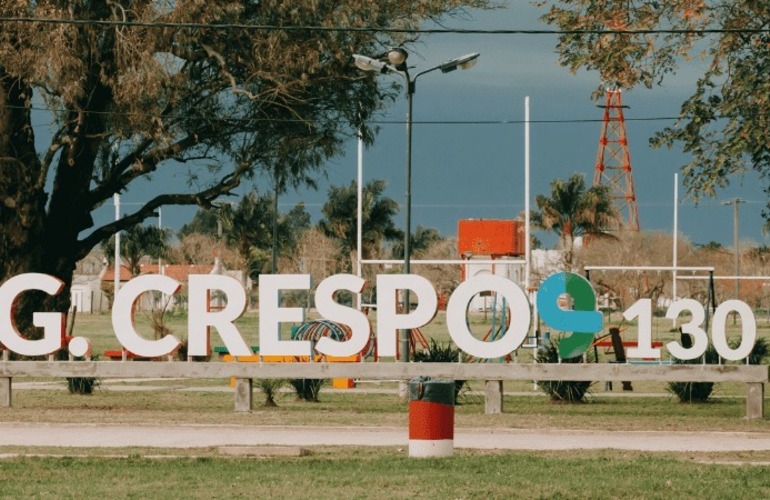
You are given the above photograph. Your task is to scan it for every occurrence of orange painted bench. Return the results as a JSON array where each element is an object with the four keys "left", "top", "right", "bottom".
[{"left": 221, "top": 353, "right": 361, "bottom": 388}]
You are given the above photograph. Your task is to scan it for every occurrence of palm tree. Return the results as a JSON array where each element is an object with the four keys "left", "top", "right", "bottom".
[
  {"left": 532, "top": 173, "right": 618, "bottom": 270},
  {"left": 391, "top": 225, "right": 444, "bottom": 260},
  {"left": 219, "top": 192, "right": 311, "bottom": 281},
  {"left": 319, "top": 179, "right": 401, "bottom": 273},
  {"left": 103, "top": 224, "right": 171, "bottom": 277}
]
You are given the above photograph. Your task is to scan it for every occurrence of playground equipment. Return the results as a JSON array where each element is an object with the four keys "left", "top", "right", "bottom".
[
  {"left": 458, "top": 219, "right": 529, "bottom": 362},
  {"left": 583, "top": 265, "right": 716, "bottom": 375}
]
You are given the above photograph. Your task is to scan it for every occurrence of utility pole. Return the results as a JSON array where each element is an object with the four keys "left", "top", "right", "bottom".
[{"left": 722, "top": 198, "right": 745, "bottom": 324}]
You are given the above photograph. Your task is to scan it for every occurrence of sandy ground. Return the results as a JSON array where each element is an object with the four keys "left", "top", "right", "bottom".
[{"left": 2, "top": 422, "right": 770, "bottom": 452}]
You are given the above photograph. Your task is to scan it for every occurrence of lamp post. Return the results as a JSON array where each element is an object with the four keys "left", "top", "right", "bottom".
[{"left": 353, "top": 48, "right": 480, "bottom": 361}]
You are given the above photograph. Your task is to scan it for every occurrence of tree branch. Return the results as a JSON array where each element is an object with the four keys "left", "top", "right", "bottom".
[{"left": 76, "top": 161, "right": 249, "bottom": 260}]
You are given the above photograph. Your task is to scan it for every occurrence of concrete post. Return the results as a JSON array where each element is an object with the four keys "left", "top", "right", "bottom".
[
  {"left": 746, "top": 383, "right": 764, "bottom": 420},
  {"left": 234, "top": 378, "right": 253, "bottom": 412},
  {"left": 484, "top": 380, "right": 503, "bottom": 415},
  {"left": 0, "top": 377, "right": 11, "bottom": 408}
]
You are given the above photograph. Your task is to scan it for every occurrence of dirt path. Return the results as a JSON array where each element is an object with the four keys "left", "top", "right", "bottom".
[{"left": 2, "top": 422, "right": 770, "bottom": 452}]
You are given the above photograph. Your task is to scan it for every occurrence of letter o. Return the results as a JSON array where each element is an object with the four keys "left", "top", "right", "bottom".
[
  {"left": 712, "top": 300, "right": 756, "bottom": 361},
  {"left": 446, "top": 275, "right": 530, "bottom": 359}
]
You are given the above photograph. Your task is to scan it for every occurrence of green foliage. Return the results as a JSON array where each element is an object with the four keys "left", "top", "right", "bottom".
[
  {"left": 102, "top": 224, "right": 171, "bottom": 276},
  {"left": 391, "top": 225, "right": 445, "bottom": 260},
  {"left": 668, "top": 338, "right": 769, "bottom": 403},
  {"left": 66, "top": 376, "right": 99, "bottom": 395},
  {"left": 412, "top": 339, "right": 466, "bottom": 401},
  {"left": 289, "top": 379, "right": 325, "bottom": 402},
  {"left": 742, "top": 337, "right": 770, "bottom": 365},
  {"left": 219, "top": 192, "right": 312, "bottom": 279},
  {"left": 532, "top": 173, "right": 618, "bottom": 269},
  {"left": 535, "top": 340, "right": 593, "bottom": 403},
  {"left": 667, "top": 345, "right": 720, "bottom": 403},
  {"left": 256, "top": 379, "right": 285, "bottom": 407},
  {"left": 537, "top": 1, "right": 770, "bottom": 222},
  {"left": 319, "top": 179, "right": 401, "bottom": 272},
  {"left": 178, "top": 209, "right": 220, "bottom": 238}
]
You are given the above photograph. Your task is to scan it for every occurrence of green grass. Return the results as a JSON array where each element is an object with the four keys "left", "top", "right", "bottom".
[
  {"left": 4, "top": 388, "right": 770, "bottom": 432},
  {"left": 0, "top": 448, "right": 769, "bottom": 498}
]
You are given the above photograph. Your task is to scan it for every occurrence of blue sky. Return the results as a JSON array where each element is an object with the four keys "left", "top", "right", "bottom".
[{"left": 97, "top": 2, "right": 768, "bottom": 249}]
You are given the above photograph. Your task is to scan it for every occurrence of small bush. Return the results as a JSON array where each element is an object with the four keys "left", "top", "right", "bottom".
[
  {"left": 535, "top": 340, "right": 593, "bottom": 403},
  {"left": 257, "top": 379, "right": 285, "bottom": 407},
  {"left": 668, "top": 338, "right": 769, "bottom": 403},
  {"left": 176, "top": 339, "right": 211, "bottom": 362},
  {"left": 667, "top": 345, "right": 720, "bottom": 403},
  {"left": 67, "top": 376, "right": 99, "bottom": 395},
  {"left": 412, "top": 339, "right": 466, "bottom": 402},
  {"left": 57, "top": 350, "right": 99, "bottom": 395},
  {"left": 732, "top": 336, "right": 769, "bottom": 365},
  {"left": 290, "top": 379, "right": 325, "bottom": 402}
]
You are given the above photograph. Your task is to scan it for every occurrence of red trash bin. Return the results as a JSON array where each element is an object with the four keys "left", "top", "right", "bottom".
[{"left": 408, "top": 377, "right": 455, "bottom": 457}]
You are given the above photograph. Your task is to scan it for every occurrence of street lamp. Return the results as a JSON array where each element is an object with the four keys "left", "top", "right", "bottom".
[{"left": 353, "top": 48, "right": 480, "bottom": 361}]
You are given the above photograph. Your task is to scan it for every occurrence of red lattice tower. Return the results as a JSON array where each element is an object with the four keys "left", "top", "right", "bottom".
[{"left": 593, "top": 89, "right": 640, "bottom": 232}]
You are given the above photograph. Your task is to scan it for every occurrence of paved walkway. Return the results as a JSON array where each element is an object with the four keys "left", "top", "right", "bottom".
[{"left": 3, "top": 423, "right": 770, "bottom": 452}]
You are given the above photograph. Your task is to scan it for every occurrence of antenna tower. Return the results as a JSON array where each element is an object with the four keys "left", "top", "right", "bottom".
[{"left": 593, "top": 89, "right": 640, "bottom": 231}]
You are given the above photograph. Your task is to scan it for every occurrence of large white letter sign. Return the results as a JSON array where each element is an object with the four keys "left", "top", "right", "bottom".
[
  {"left": 447, "top": 275, "right": 530, "bottom": 359},
  {"left": 0, "top": 273, "right": 64, "bottom": 356},
  {"left": 711, "top": 300, "right": 757, "bottom": 361},
  {"left": 314, "top": 274, "right": 370, "bottom": 358},
  {"left": 665, "top": 299, "right": 708, "bottom": 361},
  {"left": 376, "top": 274, "right": 437, "bottom": 357},
  {"left": 188, "top": 274, "right": 250, "bottom": 357},
  {"left": 259, "top": 274, "right": 311, "bottom": 356},
  {"left": 113, "top": 275, "right": 182, "bottom": 357}
]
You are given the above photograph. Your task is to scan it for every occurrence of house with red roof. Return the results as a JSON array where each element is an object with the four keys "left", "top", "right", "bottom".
[{"left": 100, "top": 260, "right": 249, "bottom": 311}]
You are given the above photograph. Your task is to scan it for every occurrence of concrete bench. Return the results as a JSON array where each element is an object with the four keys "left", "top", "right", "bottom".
[{"left": 0, "top": 361, "right": 765, "bottom": 419}]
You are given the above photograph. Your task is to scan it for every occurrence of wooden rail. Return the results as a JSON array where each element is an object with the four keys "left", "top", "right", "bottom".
[{"left": 0, "top": 362, "right": 766, "bottom": 419}]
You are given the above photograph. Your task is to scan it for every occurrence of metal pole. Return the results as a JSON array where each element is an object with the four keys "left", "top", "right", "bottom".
[
  {"left": 158, "top": 207, "right": 163, "bottom": 275},
  {"left": 524, "top": 96, "right": 531, "bottom": 292},
  {"left": 722, "top": 198, "right": 744, "bottom": 323},
  {"left": 401, "top": 77, "right": 414, "bottom": 363},
  {"left": 356, "top": 128, "right": 364, "bottom": 309},
  {"left": 113, "top": 193, "right": 121, "bottom": 295},
  {"left": 733, "top": 200, "right": 740, "bottom": 302},
  {"left": 272, "top": 173, "right": 279, "bottom": 274},
  {"left": 673, "top": 174, "right": 678, "bottom": 311}
]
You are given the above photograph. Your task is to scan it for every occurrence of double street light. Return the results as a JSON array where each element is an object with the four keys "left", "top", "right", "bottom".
[{"left": 353, "top": 48, "right": 480, "bottom": 361}]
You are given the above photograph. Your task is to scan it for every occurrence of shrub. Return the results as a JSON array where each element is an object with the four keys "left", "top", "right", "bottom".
[
  {"left": 412, "top": 339, "right": 466, "bottom": 403},
  {"left": 56, "top": 350, "right": 99, "bottom": 395},
  {"left": 290, "top": 379, "right": 325, "bottom": 402},
  {"left": 535, "top": 340, "right": 593, "bottom": 403},
  {"left": 257, "top": 379, "right": 285, "bottom": 407},
  {"left": 669, "top": 337, "right": 770, "bottom": 403},
  {"left": 733, "top": 336, "right": 769, "bottom": 365},
  {"left": 667, "top": 345, "right": 720, "bottom": 403},
  {"left": 67, "top": 376, "right": 99, "bottom": 395}
]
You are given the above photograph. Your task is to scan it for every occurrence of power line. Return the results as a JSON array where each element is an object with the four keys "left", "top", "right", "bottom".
[
  {"left": 0, "top": 16, "right": 768, "bottom": 35},
  {"left": 12, "top": 102, "right": 687, "bottom": 126}
]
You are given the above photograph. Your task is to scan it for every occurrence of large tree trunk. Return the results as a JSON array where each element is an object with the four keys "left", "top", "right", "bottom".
[
  {"left": 0, "top": 69, "right": 57, "bottom": 339},
  {"left": 0, "top": 53, "right": 110, "bottom": 338}
]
